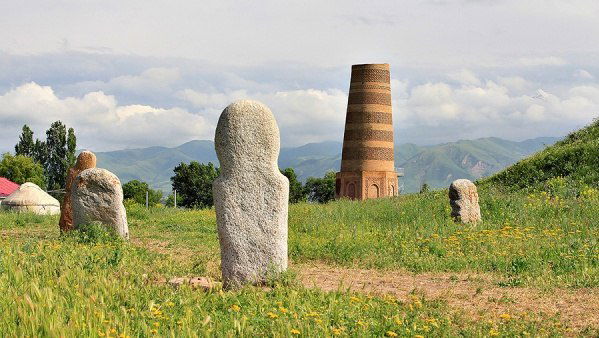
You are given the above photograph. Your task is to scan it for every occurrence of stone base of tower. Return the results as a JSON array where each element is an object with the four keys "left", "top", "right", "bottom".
[{"left": 335, "top": 171, "right": 398, "bottom": 200}]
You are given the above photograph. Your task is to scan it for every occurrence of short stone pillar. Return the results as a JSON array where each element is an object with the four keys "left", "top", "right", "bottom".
[
  {"left": 449, "top": 179, "right": 481, "bottom": 224},
  {"left": 72, "top": 168, "right": 129, "bottom": 239},
  {"left": 213, "top": 100, "right": 289, "bottom": 288},
  {"left": 59, "top": 151, "right": 97, "bottom": 233}
]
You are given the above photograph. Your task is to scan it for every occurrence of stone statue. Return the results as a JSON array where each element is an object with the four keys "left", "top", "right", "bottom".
[
  {"left": 449, "top": 179, "right": 482, "bottom": 224},
  {"left": 72, "top": 168, "right": 129, "bottom": 239},
  {"left": 59, "top": 151, "right": 96, "bottom": 233},
  {"left": 213, "top": 100, "right": 289, "bottom": 288}
]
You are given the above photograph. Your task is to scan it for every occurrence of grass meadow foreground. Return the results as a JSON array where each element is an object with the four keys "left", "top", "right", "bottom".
[{"left": 1, "top": 185, "right": 598, "bottom": 336}]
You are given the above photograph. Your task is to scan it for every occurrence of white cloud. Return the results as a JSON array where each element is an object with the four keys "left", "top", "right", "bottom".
[
  {"left": 448, "top": 69, "right": 481, "bottom": 86},
  {"left": 396, "top": 79, "right": 599, "bottom": 140},
  {"left": 0, "top": 82, "right": 213, "bottom": 151},
  {"left": 179, "top": 88, "right": 348, "bottom": 146}
]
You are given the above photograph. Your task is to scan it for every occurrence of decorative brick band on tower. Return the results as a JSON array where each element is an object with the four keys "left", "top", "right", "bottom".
[{"left": 336, "top": 63, "right": 399, "bottom": 200}]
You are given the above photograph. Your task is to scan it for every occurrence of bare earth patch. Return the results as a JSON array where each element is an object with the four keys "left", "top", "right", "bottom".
[
  {"left": 296, "top": 263, "right": 599, "bottom": 332},
  {"left": 132, "top": 238, "right": 597, "bottom": 332}
]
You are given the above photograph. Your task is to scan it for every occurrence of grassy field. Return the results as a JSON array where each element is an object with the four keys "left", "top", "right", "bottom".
[{"left": 1, "top": 183, "right": 598, "bottom": 336}]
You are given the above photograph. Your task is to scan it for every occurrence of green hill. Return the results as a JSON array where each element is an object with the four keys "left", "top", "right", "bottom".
[
  {"left": 398, "top": 137, "right": 557, "bottom": 192},
  {"left": 91, "top": 136, "right": 556, "bottom": 194},
  {"left": 483, "top": 120, "right": 599, "bottom": 190}
]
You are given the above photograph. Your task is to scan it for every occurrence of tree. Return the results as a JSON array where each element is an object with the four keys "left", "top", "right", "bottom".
[
  {"left": 67, "top": 127, "right": 77, "bottom": 167},
  {"left": 280, "top": 167, "right": 306, "bottom": 203},
  {"left": 419, "top": 182, "right": 429, "bottom": 194},
  {"left": 44, "top": 121, "right": 71, "bottom": 190},
  {"left": 32, "top": 139, "right": 47, "bottom": 167},
  {"left": 304, "top": 171, "right": 336, "bottom": 203},
  {"left": 122, "top": 179, "right": 163, "bottom": 206},
  {"left": 15, "top": 125, "right": 35, "bottom": 157},
  {"left": 171, "top": 161, "right": 219, "bottom": 208},
  {"left": 12, "top": 122, "right": 77, "bottom": 190},
  {"left": 0, "top": 153, "right": 46, "bottom": 188}
]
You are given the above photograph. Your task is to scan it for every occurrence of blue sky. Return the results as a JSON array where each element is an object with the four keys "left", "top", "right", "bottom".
[{"left": 1, "top": 0, "right": 599, "bottom": 152}]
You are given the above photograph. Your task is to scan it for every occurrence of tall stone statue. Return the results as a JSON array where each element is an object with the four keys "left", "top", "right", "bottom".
[
  {"left": 213, "top": 100, "right": 289, "bottom": 288},
  {"left": 59, "top": 150, "right": 96, "bottom": 232},
  {"left": 336, "top": 63, "right": 399, "bottom": 200}
]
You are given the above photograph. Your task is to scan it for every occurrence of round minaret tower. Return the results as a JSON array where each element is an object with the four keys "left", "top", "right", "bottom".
[{"left": 336, "top": 64, "right": 398, "bottom": 200}]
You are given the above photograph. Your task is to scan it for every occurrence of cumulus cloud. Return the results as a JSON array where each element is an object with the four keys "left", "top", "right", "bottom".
[
  {"left": 447, "top": 69, "right": 481, "bottom": 86},
  {"left": 395, "top": 76, "right": 599, "bottom": 142},
  {"left": 0, "top": 82, "right": 214, "bottom": 151},
  {"left": 179, "top": 88, "right": 348, "bottom": 146}
]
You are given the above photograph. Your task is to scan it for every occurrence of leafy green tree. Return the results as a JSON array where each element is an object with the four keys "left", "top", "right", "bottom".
[
  {"left": 171, "top": 161, "right": 219, "bottom": 208},
  {"left": 419, "top": 182, "right": 429, "bottom": 194},
  {"left": 304, "top": 171, "right": 336, "bottom": 203},
  {"left": 15, "top": 125, "right": 35, "bottom": 157},
  {"left": 67, "top": 127, "right": 77, "bottom": 167},
  {"left": 280, "top": 167, "right": 306, "bottom": 203},
  {"left": 11, "top": 122, "right": 77, "bottom": 190},
  {"left": 122, "top": 179, "right": 163, "bottom": 206},
  {"left": 32, "top": 139, "right": 47, "bottom": 166},
  {"left": 45, "top": 121, "right": 68, "bottom": 190},
  {"left": 0, "top": 153, "right": 46, "bottom": 188},
  {"left": 44, "top": 121, "right": 78, "bottom": 190}
]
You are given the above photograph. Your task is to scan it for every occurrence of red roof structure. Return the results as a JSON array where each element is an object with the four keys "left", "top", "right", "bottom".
[{"left": 0, "top": 177, "right": 20, "bottom": 197}]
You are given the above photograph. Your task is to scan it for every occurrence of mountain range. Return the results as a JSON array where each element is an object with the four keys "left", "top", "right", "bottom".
[{"left": 92, "top": 136, "right": 558, "bottom": 194}]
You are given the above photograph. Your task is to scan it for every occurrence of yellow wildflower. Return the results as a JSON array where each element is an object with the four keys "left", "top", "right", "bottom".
[
  {"left": 153, "top": 322, "right": 160, "bottom": 328},
  {"left": 290, "top": 328, "right": 301, "bottom": 335},
  {"left": 350, "top": 296, "right": 361, "bottom": 302},
  {"left": 331, "top": 327, "right": 342, "bottom": 335},
  {"left": 98, "top": 331, "right": 105, "bottom": 337},
  {"left": 489, "top": 328, "right": 499, "bottom": 336},
  {"left": 386, "top": 331, "right": 398, "bottom": 337},
  {"left": 499, "top": 313, "right": 511, "bottom": 320},
  {"left": 230, "top": 304, "right": 240, "bottom": 312},
  {"left": 150, "top": 329, "right": 158, "bottom": 334},
  {"left": 279, "top": 307, "right": 288, "bottom": 314},
  {"left": 267, "top": 312, "right": 278, "bottom": 319}
]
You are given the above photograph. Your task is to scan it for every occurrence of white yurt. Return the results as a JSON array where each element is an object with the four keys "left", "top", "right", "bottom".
[{"left": 1, "top": 182, "right": 60, "bottom": 215}]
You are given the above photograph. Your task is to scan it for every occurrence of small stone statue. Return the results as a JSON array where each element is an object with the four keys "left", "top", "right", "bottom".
[
  {"left": 72, "top": 168, "right": 129, "bottom": 239},
  {"left": 449, "top": 179, "right": 481, "bottom": 224},
  {"left": 59, "top": 151, "right": 96, "bottom": 233}
]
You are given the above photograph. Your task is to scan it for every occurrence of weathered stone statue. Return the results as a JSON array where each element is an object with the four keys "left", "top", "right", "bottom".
[
  {"left": 213, "top": 100, "right": 289, "bottom": 288},
  {"left": 449, "top": 179, "right": 481, "bottom": 224},
  {"left": 72, "top": 168, "right": 129, "bottom": 239},
  {"left": 59, "top": 151, "right": 96, "bottom": 232}
]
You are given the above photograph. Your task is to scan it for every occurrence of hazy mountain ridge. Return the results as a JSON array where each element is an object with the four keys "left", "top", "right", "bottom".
[{"left": 92, "top": 136, "right": 558, "bottom": 194}]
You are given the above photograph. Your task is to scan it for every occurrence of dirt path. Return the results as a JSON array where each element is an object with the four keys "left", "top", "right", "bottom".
[
  {"left": 297, "top": 263, "right": 599, "bottom": 332},
  {"left": 129, "top": 239, "right": 598, "bottom": 332}
]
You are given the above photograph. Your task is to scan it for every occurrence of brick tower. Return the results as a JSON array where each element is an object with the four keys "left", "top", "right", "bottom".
[{"left": 335, "top": 63, "right": 398, "bottom": 200}]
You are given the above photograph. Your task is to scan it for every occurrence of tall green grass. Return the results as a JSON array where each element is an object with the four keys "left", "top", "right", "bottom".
[{"left": 0, "top": 217, "right": 567, "bottom": 336}]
